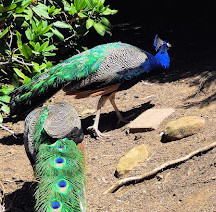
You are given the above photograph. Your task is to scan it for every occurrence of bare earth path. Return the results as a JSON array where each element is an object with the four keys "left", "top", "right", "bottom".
[{"left": 0, "top": 73, "right": 216, "bottom": 211}]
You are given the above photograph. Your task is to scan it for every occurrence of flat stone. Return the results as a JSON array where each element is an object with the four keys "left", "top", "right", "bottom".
[
  {"left": 127, "top": 108, "right": 175, "bottom": 133},
  {"left": 164, "top": 116, "right": 205, "bottom": 141},
  {"left": 116, "top": 144, "right": 149, "bottom": 177}
]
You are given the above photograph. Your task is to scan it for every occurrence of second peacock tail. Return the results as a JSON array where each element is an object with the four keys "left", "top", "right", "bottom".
[
  {"left": 13, "top": 35, "right": 171, "bottom": 137},
  {"left": 35, "top": 138, "right": 85, "bottom": 212},
  {"left": 23, "top": 102, "right": 86, "bottom": 212}
]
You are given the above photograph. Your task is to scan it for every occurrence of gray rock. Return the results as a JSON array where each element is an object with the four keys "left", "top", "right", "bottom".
[{"left": 164, "top": 116, "right": 205, "bottom": 141}]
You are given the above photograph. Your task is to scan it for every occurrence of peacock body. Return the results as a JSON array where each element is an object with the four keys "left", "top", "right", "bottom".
[
  {"left": 12, "top": 35, "right": 171, "bottom": 137},
  {"left": 23, "top": 102, "right": 86, "bottom": 212}
]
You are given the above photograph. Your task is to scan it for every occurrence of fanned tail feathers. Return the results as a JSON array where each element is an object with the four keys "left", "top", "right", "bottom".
[{"left": 35, "top": 138, "right": 86, "bottom": 212}]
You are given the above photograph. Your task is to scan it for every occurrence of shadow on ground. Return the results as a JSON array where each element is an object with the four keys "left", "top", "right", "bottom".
[
  {"left": 81, "top": 102, "right": 154, "bottom": 135},
  {"left": 4, "top": 182, "right": 35, "bottom": 212}
]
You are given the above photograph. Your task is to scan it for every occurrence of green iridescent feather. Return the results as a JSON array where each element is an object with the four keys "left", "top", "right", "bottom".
[
  {"left": 10, "top": 43, "right": 123, "bottom": 115},
  {"left": 31, "top": 107, "right": 86, "bottom": 212},
  {"left": 35, "top": 138, "right": 85, "bottom": 212},
  {"left": 33, "top": 106, "right": 49, "bottom": 150}
]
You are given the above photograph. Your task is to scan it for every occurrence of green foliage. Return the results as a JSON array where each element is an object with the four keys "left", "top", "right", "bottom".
[
  {"left": 0, "top": 0, "right": 117, "bottom": 121},
  {"left": 0, "top": 85, "right": 13, "bottom": 122}
]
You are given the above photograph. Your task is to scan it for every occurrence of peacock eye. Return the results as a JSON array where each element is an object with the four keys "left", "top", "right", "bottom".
[
  {"left": 58, "top": 145, "right": 65, "bottom": 151},
  {"left": 58, "top": 180, "right": 67, "bottom": 188},
  {"left": 55, "top": 158, "right": 64, "bottom": 164},
  {"left": 51, "top": 201, "right": 61, "bottom": 209}
]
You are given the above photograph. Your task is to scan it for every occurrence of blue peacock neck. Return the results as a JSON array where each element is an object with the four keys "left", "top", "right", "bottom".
[{"left": 154, "top": 45, "right": 170, "bottom": 69}]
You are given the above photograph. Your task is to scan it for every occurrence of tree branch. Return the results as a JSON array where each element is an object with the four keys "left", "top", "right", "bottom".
[
  {"left": 0, "top": 58, "right": 34, "bottom": 66},
  {"left": 104, "top": 141, "right": 216, "bottom": 194},
  {"left": 12, "top": 58, "right": 34, "bottom": 66},
  {"left": 0, "top": 124, "right": 17, "bottom": 138}
]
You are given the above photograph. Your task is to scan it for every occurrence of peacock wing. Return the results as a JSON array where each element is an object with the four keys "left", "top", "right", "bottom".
[{"left": 63, "top": 43, "right": 150, "bottom": 96}]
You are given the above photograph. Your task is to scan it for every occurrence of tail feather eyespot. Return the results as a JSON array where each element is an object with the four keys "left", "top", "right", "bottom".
[
  {"left": 54, "top": 157, "right": 66, "bottom": 168},
  {"left": 50, "top": 201, "right": 62, "bottom": 212}
]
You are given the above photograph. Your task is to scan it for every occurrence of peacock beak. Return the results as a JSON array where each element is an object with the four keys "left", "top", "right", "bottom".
[{"left": 167, "top": 42, "right": 172, "bottom": 48}]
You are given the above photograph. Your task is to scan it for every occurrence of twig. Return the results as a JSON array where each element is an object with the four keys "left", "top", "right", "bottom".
[
  {"left": 0, "top": 61, "right": 10, "bottom": 65},
  {"left": 0, "top": 124, "right": 17, "bottom": 138},
  {"left": 0, "top": 58, "right": 34, "bottom": 67},
  {"left": 104, "top": 141, "right": 216, "bottom": 194},
  {"left": 12, "top": 58, "right": 34, "bottom": 66}
]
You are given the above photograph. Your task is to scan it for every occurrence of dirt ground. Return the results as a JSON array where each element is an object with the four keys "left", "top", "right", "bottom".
[{"left": 0, "top": 68, "right": 216, "bottom": 211}]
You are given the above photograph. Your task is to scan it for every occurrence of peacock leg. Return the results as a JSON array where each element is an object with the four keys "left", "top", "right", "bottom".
[
  {"left": 87, "top": 95, "right": 109, "bottom": 137},
  {"left": 109, "top": 93, "right": 130, "bottom": 125}
]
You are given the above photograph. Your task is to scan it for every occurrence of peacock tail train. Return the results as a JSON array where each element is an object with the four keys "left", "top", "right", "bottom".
[
  {"left": 23, "top": 103, "right": 86, "bottom": 212},
  {"left": 35, "top": 138, "right": 85, "bottom": 212}
]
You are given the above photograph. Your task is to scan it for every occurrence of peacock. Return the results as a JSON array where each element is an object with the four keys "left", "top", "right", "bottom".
[
  {"left": 23, "top": 102, "right": 86, "bottom": 212},
  {"left": 11, "top": 35, "right": 171, "bottom": 137}
]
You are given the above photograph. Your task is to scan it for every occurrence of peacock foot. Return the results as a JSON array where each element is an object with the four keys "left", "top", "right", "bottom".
[{"left": 87, "top": 125, "right": 108, "bottom": 138}]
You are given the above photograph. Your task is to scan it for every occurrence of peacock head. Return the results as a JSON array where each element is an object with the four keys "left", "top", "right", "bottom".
[
  {"left": 154, "top": 34, "right": 171, "bottom": 69},
  {"left": 153, "top": 34, "right": 171, "bottom": 52}
]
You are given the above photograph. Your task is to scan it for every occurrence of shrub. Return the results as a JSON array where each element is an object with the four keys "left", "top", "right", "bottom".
[{"left": 0, "top": 0, "right": 117, "bottom": 121}]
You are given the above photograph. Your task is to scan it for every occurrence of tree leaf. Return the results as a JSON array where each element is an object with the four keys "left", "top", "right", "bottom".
[
  {"left": 0, "top": 27, "right": 10, "bottom": 39},
  {"left": 48, "top": 5, "right": 56, "bottom": 13},
  {"left": 39, "top": 24, "right": 52, "bottom": 35},
  {"left": 101, "top": 8, "right": 118, "bottom": 15},
  {"left": 13, "top": 68, "right": 25, "bottom": 79},
  {"left": 23, "top": 76, "right": 31, "bottom": 84},
  {"left": 25, "top": 28, "right": 32, "bottom": 40},
  {"left": 74, "top": 0, "right": 86, "bottom": 11},
  {"left": 62, "top": 0, "right": 71, "bottom": 11},
  {"left": 42, "top": 52, "right": 56, "bottom": 56},
  {"left": 0, "top": 4, "right": 17, "bottom": 13},
  {"left": 0, "top": 113, "right": 3, "bottom": 123},
  {"left": 86, "top": 18, "right": 94, "bottom": 29},
  {"left": 51, "top": 28, "right": 64, "bottom": 40},
  {"left": 32, "top": 6, "right": 51, "bottom": 19},
  {"left": 69, "top": 3, "right": 77, "bottom": 15},
  {"left": 38, "top": 41, "right": 49, "bottom": 52},
  {"left": 21, "top": 44, "right": 33, "bottom": 59},
  {"left": 43, "top": 32, "right": 54, "bottom": 38},
  {"left": 24, "top": 8, "right": 33, "bottom": 20},
  {"left": 30, "top": 19, "right": 37, "bottom": 32},
  {"left": 78, "top": 12, "right": 87, "bottom": 18},
  {"left": 35, "top": 42, "right": 40, "bottom": 51},
  {"left": 0, "top": 96, "right": 10, "bottom": 103},
  {"left": 101, "top": 17, "right": 110, "bottom": 26},
  {"left": 44, "top": 44, "right": 56, "bottom": 51},
  {"left": 21, "top": 0, "right": 33, "bottom": 7},
  {"left": 16, "top": 31, "right": 22, "bottom": 49},
  {"left": 93, "top": 22, "right": 106, "bottom": 36},
  {"left": 52, "top": 8, "right": 61, "bottom": 16},
  {"left": 1, "top": 103, "right": 10, "bottom": 114},
  {"left": 53, "top": 21, "right": 72, "bottom": 29},
  {"left": 85, "top": 0, "right": 94, "bottom": 8},
  {"left": 0, "top": 86, "right": 14, "bottom": 95}
]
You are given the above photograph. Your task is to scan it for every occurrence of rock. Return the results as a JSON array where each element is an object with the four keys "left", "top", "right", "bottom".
[
  {"left": 116, "top": 144, "right": 149, "bottom": 177},
  {"left": 80, "top": 109, "right": 96, "bottom": 116},
  {"left": 164, "top": 116, "right": 205, "bottom": 141},
  {"left": 127, "top": 108, "right": 175, "bottom": 133}
]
